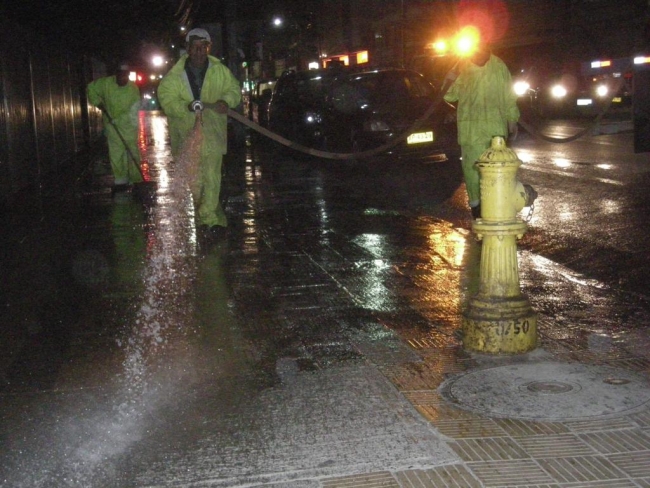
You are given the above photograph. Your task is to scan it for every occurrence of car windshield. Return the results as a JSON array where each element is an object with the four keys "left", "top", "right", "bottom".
[
  {"left": 330, "top": 71, "right": 433, "bottom": 113},
  {"left": 277, "top": 74, "right": 327, "bottom": 103},
  {"left": 410, "top": 55, "right": 458, "bottom": 88}
]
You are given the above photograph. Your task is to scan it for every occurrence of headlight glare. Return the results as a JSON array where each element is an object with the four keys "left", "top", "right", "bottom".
[
  {"left": 551, "top": 84, "right": 567, "bottom": 98},
  {"left": 513, "top": 81, "right": 530, "bottom": 97},
  {"left": 304, "top": 112, "right": 321, "bottom": 124}
]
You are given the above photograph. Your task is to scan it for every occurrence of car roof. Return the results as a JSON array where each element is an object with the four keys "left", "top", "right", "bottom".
[{"left": 279, "top": 66, "right": 421, "bottom": 83}]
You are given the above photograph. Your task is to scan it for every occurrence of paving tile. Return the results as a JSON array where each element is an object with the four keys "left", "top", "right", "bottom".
[
  {"left": 407, "top": 335, "right": 460, "bottom": 350},
  {"left": 434, "top": 418, "right": 509, "bottom": 439},
  {"left": 579, "top": 429, "right": 650, "bottom": 454},
  {"left": 415, "top": 403, "right": 480, "bottom": 422},
  {"left": 255, "top": 482, "right": 319, "bottom": 488},
  {"left": 630, "top": 409, "right": 650, "bottom": 427},
  {"left": 321, "top": 471, "right": 400, "bottom": 488},
  {"left": 450, "top": 437, "right": 529, "bottom": 461},
  {"left": 564, "top": 417, "right": 637, "bottom": 433},
  {"left": 394, "top": 465, "right": 482, "bottom": 487},
  {"left": 403, "top": 389, "right": 482, "bottom": 422},
  {"left": 490, "top": 485, "right": 559, "bottom": 488},
  {"left": 382, "top": 363, "right": 447, "bottom": 390},
  {"left": 537, "top": 456, "right": 627, "bottom": 483},
  {"left": 516, "top": 434, "right": 597, "bottom": 458},
  {"left": 402, "top": 389, "right": 444, "bottom": 406},
  {"left": 608, "top": 451, "right": 650, "bottom": 478},
  {"left": 555, "top": 481, "right": 639, "bottom": 487},
  {"left": 607, "top": 358, "right": 650, "bottom": 373},
  {"left": 495, "top": 419, "right": 569, "bottom": 437},
  {"left": 467, "top": 459, "right": 556, "bottom": 486}
]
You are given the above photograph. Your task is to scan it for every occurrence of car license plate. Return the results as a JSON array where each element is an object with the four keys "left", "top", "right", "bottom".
[{"left": 407, "top": 131, "right": 433, "bottom": 144}]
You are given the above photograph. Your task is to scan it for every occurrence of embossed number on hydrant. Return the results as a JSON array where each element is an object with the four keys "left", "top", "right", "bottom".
[{"left": 493, "top": 319, "right": 531, "bottom": 336}]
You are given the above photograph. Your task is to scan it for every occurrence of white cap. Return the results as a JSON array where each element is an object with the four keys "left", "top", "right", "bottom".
[{"left": 186, "top": 28, "right": 211, "bottom": 44}]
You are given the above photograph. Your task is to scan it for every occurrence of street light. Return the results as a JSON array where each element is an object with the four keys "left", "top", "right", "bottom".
[
  {"left": 272, "top": 17, "right": 283, "bottom": 28},
  {"left": 152, "top": 55, "right": 164, "bottom": 68}
]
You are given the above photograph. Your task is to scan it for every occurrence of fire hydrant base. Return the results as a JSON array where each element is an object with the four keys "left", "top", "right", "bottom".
[{"left": 462, "top": 298, "right": 537, "bottom": 354}]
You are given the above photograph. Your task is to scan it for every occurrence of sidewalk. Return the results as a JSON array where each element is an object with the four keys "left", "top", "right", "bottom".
[
  {"left": 212, "top": 136, "right": 650, "bottom": 487},
  {"left": 170, "top": 137, "right": 650, "bottom": 486},
  {"left": 2, "top": 121, "right": 650, "bottom": 487}
]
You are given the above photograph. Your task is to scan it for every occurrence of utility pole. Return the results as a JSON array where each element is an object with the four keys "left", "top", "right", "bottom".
[{"left": 401, "top": 0, "right": 405, "bottom": 67}]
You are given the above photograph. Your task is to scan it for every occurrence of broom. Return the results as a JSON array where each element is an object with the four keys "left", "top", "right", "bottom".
[{"left": 104, "top": 111, "right": 157, "bottom": 202}]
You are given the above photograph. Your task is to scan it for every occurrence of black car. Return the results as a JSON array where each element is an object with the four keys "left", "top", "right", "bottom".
[{"left": 266, "top": 66, "right": 458, "bottom": 162}]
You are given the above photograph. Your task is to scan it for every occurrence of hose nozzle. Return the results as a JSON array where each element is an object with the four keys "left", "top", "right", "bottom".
[{"left": 191, "top": 100, "right": 204, "bottom": 112}]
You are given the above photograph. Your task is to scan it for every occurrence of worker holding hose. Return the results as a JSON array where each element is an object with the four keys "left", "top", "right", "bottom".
[
  {"left": 87, "top": 63, "right": 143, "bottom": 191},
  {"left": 158, "top": 28, "right": 241, "bottom": 239},
  {"left": 444, "top": 31, "right": 519, "bottom": 219}
]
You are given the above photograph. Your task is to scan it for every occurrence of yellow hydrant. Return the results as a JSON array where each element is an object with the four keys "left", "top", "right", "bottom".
[{"left": 462, "top": 136, "right": 538, "bottom": 354}]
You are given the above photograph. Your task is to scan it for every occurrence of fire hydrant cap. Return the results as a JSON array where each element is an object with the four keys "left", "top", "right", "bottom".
[{"left": 477, "top": 136, "right": 521, "bottom": 165}]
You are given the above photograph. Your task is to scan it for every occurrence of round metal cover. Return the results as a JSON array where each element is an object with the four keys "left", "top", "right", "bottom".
[
  {"left": 439, "top": 361, "right": 650, "bottom": 421},
  {"left": 522, "top": 381, "right": 576, "bottom": 394}
]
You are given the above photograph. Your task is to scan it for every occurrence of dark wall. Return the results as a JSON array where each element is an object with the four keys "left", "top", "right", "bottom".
[{"left": 0, "top": 19, "right": 104, "bottom": 200}]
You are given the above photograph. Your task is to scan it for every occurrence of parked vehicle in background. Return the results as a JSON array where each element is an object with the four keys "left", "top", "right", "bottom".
[
  {"left": 266, "top": 66, "right": 458, "bottom": 162},
  {"left": 574, "top": 57, "right": 633, "bottom": 116},
  {"left": 509, "top": 56, "right": 635, "bottom": 119},
  {"left": 409, "top": 54, "right": 458, "bottom": 92}
]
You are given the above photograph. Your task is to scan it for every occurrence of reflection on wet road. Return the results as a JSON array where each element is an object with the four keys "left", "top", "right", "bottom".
[
  {"left": 1, "top": 113, "right": 650, "bottom": 486},
  {"left": 0, "top": 112, "right": 462, "bottom": 486}
]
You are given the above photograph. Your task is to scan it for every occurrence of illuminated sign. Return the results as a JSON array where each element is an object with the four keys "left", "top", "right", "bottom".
[
  {"left": 323, "top": 50, "right": 369, "bottom": 67},
  {"left": 591, "top": 60, "right": 611, "bottom": 68},
  {"left": 634, "top": 56, "right": 650, "bottom": 64}
]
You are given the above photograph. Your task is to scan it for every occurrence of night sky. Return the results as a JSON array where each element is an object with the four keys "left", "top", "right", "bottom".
[{"left": 1, "top": 0, "right": 284, "bottom": 64}]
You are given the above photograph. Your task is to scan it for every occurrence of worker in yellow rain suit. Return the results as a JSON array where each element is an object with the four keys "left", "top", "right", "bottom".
[
  {"left": 158, "top": 28, "right": 241, "bottom": 239},
  {"left": 444, "top": 42, "right": 519, "bottom": 219},
  {"left": 87, "top": 64, "right": 142, "bottom": 190}
]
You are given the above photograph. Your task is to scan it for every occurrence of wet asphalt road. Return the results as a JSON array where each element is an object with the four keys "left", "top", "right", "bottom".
[{"left": 0, "top": 111, "right": 649, "bottom": 486}]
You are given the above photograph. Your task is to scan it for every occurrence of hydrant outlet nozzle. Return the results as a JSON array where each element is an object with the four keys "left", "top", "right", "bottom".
[{"left": 524, "top": 184, "right": 537, "bottom": 207}]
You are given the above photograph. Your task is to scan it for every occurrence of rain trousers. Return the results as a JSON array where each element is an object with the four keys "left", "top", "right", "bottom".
[
  {"left": 87, "top": 76, "right": 142, "bottom": 185},
  {"left": 158, "top": 54, "right": 241, "bottom": 228},
  {"left": 444, "top": 54, "right": 519, "bottom": 205}
]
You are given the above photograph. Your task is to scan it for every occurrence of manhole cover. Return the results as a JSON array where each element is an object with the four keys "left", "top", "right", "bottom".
[
  {"left": 522, "top": 381, "right": 577, "bottom": 394},
  {"left": 439, "top": 361, "right": 650, "bottom": 421}
]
